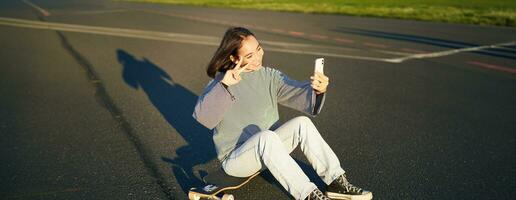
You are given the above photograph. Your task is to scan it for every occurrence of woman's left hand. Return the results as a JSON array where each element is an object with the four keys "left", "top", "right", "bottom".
[{"left": 310, "top": 72, "right": 329, "bottom": 95}]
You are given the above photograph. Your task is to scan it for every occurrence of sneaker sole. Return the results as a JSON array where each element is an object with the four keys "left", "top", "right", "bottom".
[{"left": 325, "top": 192, "right": 373, "bottom": 200}]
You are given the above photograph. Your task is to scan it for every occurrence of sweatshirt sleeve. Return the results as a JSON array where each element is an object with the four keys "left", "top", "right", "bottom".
[
  {"left": 272, "top": 68, "right": 326, "bottom": 116},
  {"left": 192, "top": 74, "right": 236, "bottom": 129}
]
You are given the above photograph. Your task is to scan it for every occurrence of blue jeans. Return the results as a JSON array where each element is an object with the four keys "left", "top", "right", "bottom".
[{"left": 222, "top": 116, "right": 346, "bottom": 200}]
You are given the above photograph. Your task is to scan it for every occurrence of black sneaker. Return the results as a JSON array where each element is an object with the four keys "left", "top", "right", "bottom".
[
  {"left": 325, "top": 174, "right": 373, "bottom": 200},
  {"left": 306, "top": 188, "right": 331, "bottom": 200}
]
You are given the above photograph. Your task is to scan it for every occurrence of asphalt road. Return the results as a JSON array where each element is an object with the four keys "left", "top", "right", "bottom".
[{"left": 1, "top": 0, "right": 515, "bottom": 199}]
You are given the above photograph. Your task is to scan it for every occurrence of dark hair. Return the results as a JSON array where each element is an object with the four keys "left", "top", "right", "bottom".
[{"left": 206, "top": 27, "right": 255, "bottom": 78}]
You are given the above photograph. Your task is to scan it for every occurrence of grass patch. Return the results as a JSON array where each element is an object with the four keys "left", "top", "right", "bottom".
[{"left": 117, "top": 0, "right": 516, "bottom": 27}]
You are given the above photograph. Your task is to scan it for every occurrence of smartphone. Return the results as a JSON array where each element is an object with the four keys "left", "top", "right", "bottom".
[{"left": 314, "top": 58, "right": 324, "bottom": 74}]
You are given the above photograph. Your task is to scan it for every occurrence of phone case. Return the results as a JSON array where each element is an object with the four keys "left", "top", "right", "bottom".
[{"left": 315, "top": 58, "right": 324, "bottom": 73}]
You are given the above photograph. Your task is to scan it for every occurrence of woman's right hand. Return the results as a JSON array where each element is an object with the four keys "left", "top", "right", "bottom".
[{"left": 221, "top": 58, "right": 248, "bottom": 87}]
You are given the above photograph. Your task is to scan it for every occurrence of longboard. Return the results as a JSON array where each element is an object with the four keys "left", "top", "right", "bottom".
[{"left": 188, "top": 168, "right": 261, "bottom": 200}]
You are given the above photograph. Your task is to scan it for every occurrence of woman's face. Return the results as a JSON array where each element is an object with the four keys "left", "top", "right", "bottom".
[{"left": 235, "top": 35, "right": 264, "bottom": 72}]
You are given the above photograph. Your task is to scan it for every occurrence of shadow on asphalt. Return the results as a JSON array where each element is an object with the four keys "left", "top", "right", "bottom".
[
  {"left": 116, "top": 49, "right": 217, "bottom": 194},
  {"left": 334, "top": 27, "right": 516, "bottom": 60}
]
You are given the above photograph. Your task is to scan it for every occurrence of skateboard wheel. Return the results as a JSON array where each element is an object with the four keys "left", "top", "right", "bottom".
[
  {"left": 222, "top": 194, "right": 234, "bottom": 200},
  {"left": 188, "top": 192, "right": 200, "bottom": 200}
]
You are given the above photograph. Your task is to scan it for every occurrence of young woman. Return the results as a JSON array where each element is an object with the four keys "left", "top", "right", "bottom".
[{"left": 193, "top": 27, "right": 372, "bottom": 200}]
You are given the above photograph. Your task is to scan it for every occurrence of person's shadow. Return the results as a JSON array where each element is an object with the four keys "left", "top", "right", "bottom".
[{"left": 116, "top": 49, "right": 216, "bottom": 193}]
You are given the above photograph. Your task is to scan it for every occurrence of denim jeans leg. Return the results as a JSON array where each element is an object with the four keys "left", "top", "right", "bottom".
[
  {"left": 222, "top": 130, "right": 317, "bottom": 200},
  {"left": 273, "top": 116, "right": 346, "bottom": 185}
]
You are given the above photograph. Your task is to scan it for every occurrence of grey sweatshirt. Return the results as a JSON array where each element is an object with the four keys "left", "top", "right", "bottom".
[{"left": 192, "top": 66, "right": 326, "bottom": 161}]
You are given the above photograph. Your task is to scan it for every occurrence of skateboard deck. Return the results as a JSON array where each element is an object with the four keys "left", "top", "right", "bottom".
[{"left": 188, "top": 168, "right": 261, "bottom": 200}]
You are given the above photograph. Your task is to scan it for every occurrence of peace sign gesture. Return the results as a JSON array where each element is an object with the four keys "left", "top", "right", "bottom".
[{"left": 221, "top": 58, "right": 248, "bottom": 87}]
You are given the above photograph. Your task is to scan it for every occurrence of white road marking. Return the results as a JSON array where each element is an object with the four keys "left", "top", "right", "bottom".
[
  {"left": 124, "top": 8, "right": 516, "bottom": 62},
  {"left": 259, "top": 40, "right": 412, "bottom": 56},
  {"left": 0, "top": 17, "right": 398, "bottom": 62},
  {"left": 1, "top": 16, "right": 512, "bottom": 63},
  {"left": 265, "top": 47, "right": 397, "bottom": 62},
  {"left": 40, "top": 6, "right": 411, "bottom": 57},
  {"left": 21, "top": 0, "right": 51, "bottom": 16},
  {"left": 386, "top": 41, "right": 516, "bottom": 63},
  {"left": 0, "top": 16, "right": 220, "bottom": 45},
  {"left": 133, "top": 8, "right": 412, "bottom": 57}
]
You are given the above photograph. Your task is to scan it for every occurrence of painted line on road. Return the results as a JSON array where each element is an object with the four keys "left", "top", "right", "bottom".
[
  {"left": 124, "top": 9, "right": 414, "bottom": 57},
  {"left": 136, "top": 6, "right": 516, "bottom": 63},
  {"left": 259, "top": 40, "right": 412, "bottom": 57},
  {"left": 271, "top": 28, "right": 286, "bottom": 33},
  {"left": 374, "top": 50, "right": 412, "bottom": 56},
  {"left": 265, "top": 47, "right": 398, "bottom": 62},
  {"left": 133, "top": 7, "right": 424, "bottom": 57},
  {"left": 21, "top": 0, "right": 51, "bottom": 16},
  {"left": 363, "top": 42, "right": 388, "bottom": 48},
  {"left": 310, "top": 34, "right": 329, "bottom": 39},
  {"left": 260, "top": 40, "right": 361, "bottom": 51},
  {"left": 288, "top": 31, "right": 305, "bottom": 36},
  {"left": 334, "top": 37, "right": 354, "bottom": 44},
  {"left": 3, "top": 16, "right": 511, "bottom": 66},
  {"left": 0, "top": 16, "right": 399, "bottom": 63},
  {"left": 385, "top": 41, "right": 516, "bottom": 63},
  {"left": 468, "top": 61, "right": 516, "bottom": 74},
  {"left": 0, "top": 16, "right": 219, "bottom": 45}
]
